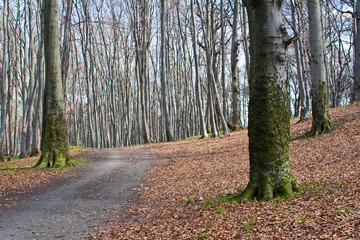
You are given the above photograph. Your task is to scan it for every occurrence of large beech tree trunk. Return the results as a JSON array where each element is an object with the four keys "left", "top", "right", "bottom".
[
  {"left": 236, "top": 0, "right": 300, "bottom": 201},
  {"left": 307, "top": 0, "right": 332, "bottom": 136},
  {"left": 35, "top": 0, "right": 70, "bottom": 168}
]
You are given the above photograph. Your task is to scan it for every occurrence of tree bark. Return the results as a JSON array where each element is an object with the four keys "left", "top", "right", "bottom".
[
  {"left": 191, "top": 0, "right": 208, "bottom": 138},
  {"left": 235, "top": 0, "right": 300, "bottom": 201},
  {"left": 0, "top": 0, "right": 9, "bottom": 161},
  {"left": 231, "top": 0, "right": 242, "bottom": 129},
  {"left": 307, "top": 0, "right": 332, "bottom": 136},
  {"left": 353, "top": 0, "right": 360, "bottom": 101},
  {"left": 160, "top": 0, "right": 175, "bottom": 142},
  {"left": 35, "top": 0, "right": 70, "bottom": 168}
]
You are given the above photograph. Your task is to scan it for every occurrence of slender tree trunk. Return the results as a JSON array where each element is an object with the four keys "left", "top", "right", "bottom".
[
  {"left": 220, "top": 0, "right": 226, "bottom": 119},
  {"left": 235, "top": 0, "right": 300, "bottom": 201},
  {"left": 291, "top": 0, "right": 309, "bottom": 121},
  {"left": 0, "top": 0, "right": 9, "bottom": 161},
  {"left": 198, "top": 0, "right": 229, "bottom": 137},
  {"left": 191, "top": 0, "right": 207, "bottom": 138},
  {"left": 353, "top": 0, "right": 360, "bottom": 101},
  {"left": 160, "top": 0, "right": 175, "bottom": 142},
  {"left": 307, "top": 0, "right": 332, "bottom": 136},
  {"left": 231, "top": 0, "right": 242, "bottom": 129},
  {"left": 35, "top": 0, "right": 70, "bottom": 168},
  {"left": 31, "top": 17, "right": 44, "bottom": 157}
]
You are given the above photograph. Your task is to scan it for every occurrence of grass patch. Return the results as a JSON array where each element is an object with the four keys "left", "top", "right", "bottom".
[
  {"left": 60, "top": 158, "right": 87, "bottom": 170},
  {"left": 246, "top": 215, "right": 256, "bottom": 232},
  {"left": 197, "top": 227, "right": 210, "bottom": 240},
  {"left": 69, "top": 146, "right": 85, "bottom": 151}
]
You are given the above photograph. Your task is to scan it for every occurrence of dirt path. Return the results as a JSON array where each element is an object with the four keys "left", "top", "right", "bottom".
[{"left": 0, "top": 148, "right": 152, "bottom": 240}]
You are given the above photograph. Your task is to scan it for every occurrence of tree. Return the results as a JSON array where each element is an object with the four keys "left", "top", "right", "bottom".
[
  {"left": 291, "top": 0, "right": 310, "bottom": 121},
  {"left": 231, "top": 0, "right": 242, "bottom": 129},
  {"left": 0, "top": 0, "right": 9, "bottom": 161},
  {"left": 160, "top": 0, "right": 175, "bottom": 142},
  {"left": 353, "top": 0, "right": 360, "bottom": 101},
  {"left": 307, "top": 0, "right": 332, "bottom": 136},
  {"left": 191, "top": 0, "right": 208, "bottom": 138},
  {"left": 233, "top": 0, "right": 300, "bottom": 201},
  {"left": 35, "top": 0, "right": 70, "bottom": 168}
]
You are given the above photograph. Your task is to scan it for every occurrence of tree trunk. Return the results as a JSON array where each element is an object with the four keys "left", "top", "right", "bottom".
[
  {"left": 191, "top": 0, "right": 208, "bottom": 138},
  {"left": 353, "top": 0, "right": 360, "bottom": 101},
  {"left": 291, "top": 0, "right": 309, "bottom": 121},
  {"left": 0, "top": 0, "right": 9, "bottom": 161},
  {"left": 35, "top": 0, "right": 70, "bottom": 168},
  {"left": 236, "top": 0, "right": 300, "bottom": 201},
  {"left": 231, "top": 0, "right": 242, "bottom": 129},
  {"left": 307, "top": 0, "right": 332, "bottom": 136},
  {"left": 160, "top": 0, "right": 175, "bottom": 142}
]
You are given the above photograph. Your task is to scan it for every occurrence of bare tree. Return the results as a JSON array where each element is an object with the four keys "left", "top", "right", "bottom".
[
  {"left": 353, "top": 0, "right": 360, "bottom": 101},
  {"left": 0, "top": 0, "right": 9, "bottom": 161},
  {"left": 231, "top": 0, "right": 242, "bottom": 129},
  {"left": 307, "top": 0, "right": 333, "bottom": 136},
  {"left": 160, "top": 0, "right": 175, "bottom": 142}
]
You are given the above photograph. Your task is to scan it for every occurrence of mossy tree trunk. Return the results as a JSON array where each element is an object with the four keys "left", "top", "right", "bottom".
[
  {"left": 236, "top": 0, "right": 300, "bottom": 201},
  {"left": 35, "top": 0, "right": 70, "bottom": 168},
  {"left": 307, "top": 0, "right": 332, "bottom": 136}
]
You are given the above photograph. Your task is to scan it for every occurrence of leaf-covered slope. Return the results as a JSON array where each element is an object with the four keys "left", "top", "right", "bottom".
[{"left": 90, "top": 101, "right": 360, "bottom": 239}]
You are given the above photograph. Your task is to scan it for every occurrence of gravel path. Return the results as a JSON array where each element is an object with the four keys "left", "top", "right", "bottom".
[{"left": 0, "top": 148, "right": 152, "bottom": 240}]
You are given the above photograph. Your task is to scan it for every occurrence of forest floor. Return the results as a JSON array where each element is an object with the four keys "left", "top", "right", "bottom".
[
  {"left": 0, "top": 101, "right": 359, "bottom": 239},
  {"left": 88, "top": 101, "right": 360, "bottom": 239}
]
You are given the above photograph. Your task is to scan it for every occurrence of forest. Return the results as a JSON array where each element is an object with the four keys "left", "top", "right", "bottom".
[
  {"left": 0, "top": 0, "right": 358, "bottom": 158},
  {"left": 1, "top": 0, "right": 360, "bottom": 238}
]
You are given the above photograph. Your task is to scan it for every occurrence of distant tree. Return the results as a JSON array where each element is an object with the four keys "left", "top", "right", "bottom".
[
  {"left": 307, "top": 0, "right": 333, "bottom": 136},
  {"left": 0, "top": 0, "right": 9, "bottom": 161},
  {"left": 353, "top": 0, "right": 360, "bottom": 101},
  {"left": 160, "top": 0, "right": 175, "bottom": 142},
  {"left": 191, "top": 0, "right": 208, "bottom": 138},
  {"left": 234, "top": 0, "right": 300, "bottom": 201},
  {"left": 35, "top": 0, "right": 70, "bottom": 168},
  {"left": 231, "top": 0, "right": 242, "bottom": 129}
]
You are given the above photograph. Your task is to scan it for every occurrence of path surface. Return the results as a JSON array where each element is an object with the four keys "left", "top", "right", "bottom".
[{"left": 0, "top": 148, "right": 152, "bottom": 240}]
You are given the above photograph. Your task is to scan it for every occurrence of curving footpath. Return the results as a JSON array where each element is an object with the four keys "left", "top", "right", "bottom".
[{"left": 0, "top": 148, "right": 152, "bottom": 240}]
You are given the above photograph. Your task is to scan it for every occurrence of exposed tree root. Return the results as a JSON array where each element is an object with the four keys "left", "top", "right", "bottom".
[
  {"left": 310, "top": 119, "right": 333, "bottom": 137},
  {"left": 34, "top": 151, "right": 70, "bottom": 168},
  {"left": 229, "top": 177, "right": 301, "bottom": 202}
]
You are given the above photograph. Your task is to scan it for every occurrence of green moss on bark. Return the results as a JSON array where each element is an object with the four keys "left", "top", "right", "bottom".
[
  {"left": 34, "top": 105, "right": 70, "bottom": 168},
  {"left": 239, "top": 0, "right": 301, "bottom": 201},
  {"left": 310, "top": 82, "right": 333, "bottom": 136}
]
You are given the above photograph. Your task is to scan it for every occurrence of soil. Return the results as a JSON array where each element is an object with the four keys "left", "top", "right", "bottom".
[{"left": 0, "top": 148, "right": 152, "bottom": 240}]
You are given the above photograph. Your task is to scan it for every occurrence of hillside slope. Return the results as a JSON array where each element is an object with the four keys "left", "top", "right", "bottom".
[{"left": 91, "top": 101, "right": 360, "bottom": 239}]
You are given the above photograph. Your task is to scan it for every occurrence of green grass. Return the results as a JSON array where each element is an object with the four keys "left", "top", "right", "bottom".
[
  {"left": 69, "top": 146, "right": 85, "bottom": 151},
  {"left": 186, "top": 198, "right": 194, "bottom": 204},
  {"left": 185, "top": 131, "right": 224, "bottom": 140},
  {"left": 197, "top": 227, "right": 210, "bottom": 240},
  {"left": 246, "top": 215, "right": 256, "bottom": 232},
  {"left": 60, "top": 158, "right": 86, "bottom": 170}
]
